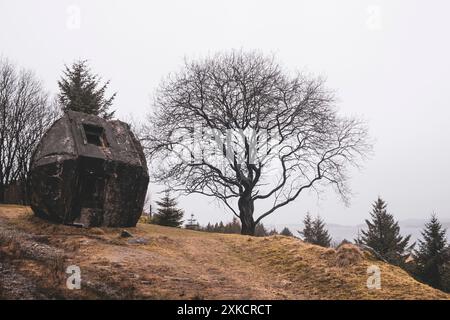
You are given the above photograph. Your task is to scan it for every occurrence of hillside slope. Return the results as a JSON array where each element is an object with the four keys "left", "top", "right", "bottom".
[{"left": 0, "top": 205, "right": 448, "bottom": 300}]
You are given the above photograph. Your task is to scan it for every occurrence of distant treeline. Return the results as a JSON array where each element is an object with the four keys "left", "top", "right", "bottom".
[{"left": 200, "top": 217, "right": 293, "bottom": 237}]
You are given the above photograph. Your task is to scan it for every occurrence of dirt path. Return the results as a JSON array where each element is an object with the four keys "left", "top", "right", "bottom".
[{"left": 71, "top": 226, "right": 306, "bottom": 299}]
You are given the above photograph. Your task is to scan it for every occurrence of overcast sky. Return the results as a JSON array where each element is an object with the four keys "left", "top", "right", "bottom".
[{"left": 1, "top": 0, "right": 449, "bottom": 226}]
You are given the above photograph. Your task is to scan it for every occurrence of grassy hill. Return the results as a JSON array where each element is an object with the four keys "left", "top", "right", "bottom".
[{"left": 0, "top": 205, "right": 448, "bottom": 300}]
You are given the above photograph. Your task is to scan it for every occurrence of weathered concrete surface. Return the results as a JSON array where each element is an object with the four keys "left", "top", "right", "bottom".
[{"left": 29, "top": 111, "right": 149, "bottom": 227}]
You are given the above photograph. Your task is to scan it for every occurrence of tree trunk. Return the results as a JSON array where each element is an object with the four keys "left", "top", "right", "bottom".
[
  {"left": 21, "top": 179, "right": 28, "bottom": 205},
  {"left": 238, "top": 194, "right": 255, "bottom": 236},
  {"left": 0, "top": 183, "right": 4, "bottom": 204}
]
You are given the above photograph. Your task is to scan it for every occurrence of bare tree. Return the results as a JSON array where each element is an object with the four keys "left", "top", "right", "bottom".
[
  {"left": 0, "top": 57, "right": 59, "bottom": 203},
  {"left": 144, "top": 51, "right": 371, "bottom": 235}
]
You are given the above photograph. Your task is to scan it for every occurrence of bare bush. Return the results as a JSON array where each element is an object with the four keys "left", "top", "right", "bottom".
[{"left": 0, "top": 57, "right": 59, "bottom": 203}]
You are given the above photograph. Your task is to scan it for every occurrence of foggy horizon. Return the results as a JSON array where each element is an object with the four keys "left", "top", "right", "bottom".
[{"left": 1, "top": 0, "right": 449, "bottom": 226}]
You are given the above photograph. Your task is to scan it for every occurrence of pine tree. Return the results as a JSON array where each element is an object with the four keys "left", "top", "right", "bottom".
[
  {"left": 280, "top": 227, "right": 293, "bottom": 237},
  {"left": 255, "top": 223, "right": 268, "bottom": 237},
  {"left": 298, "top": 213, "right": 331, "bottom": 247},
  {"left": 205, "top": 222, "right": 213, "bottom": 232},
  {"left": 185, "top": 213, "right": 200, "bottom": 230},
  {"left": 58, "top": 60, "right": 116, "bottom": 119},
  {"left": 442, "top": 247, "right": 450, "bottom": 292},
  {"left": 312, "top": 216, "right": 332, "bottom": 247},
  {"left": 228, "top": 217, "right": 241, "bottom": 234},
  {"left": 356, "top": 197, "right": 412, "bottom": 265},
  {"left": 298, "top": 212, "right": 314, "bottom": 243},
  {"left": 413, "top": 214, "right": 448, "bottom": 290},
  {"left": 153, "top": 191, "right": 184, "bottom": 227}
]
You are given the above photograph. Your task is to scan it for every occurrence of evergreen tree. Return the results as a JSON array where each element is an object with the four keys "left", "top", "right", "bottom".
[
  {"left": 298, "top": 213, "right": 331, "bottom": 247},
  {"left": 312, "top": 216, "right": 332, "bottom": 247},
  {"left": 228, "top": 217, "right": 241, "bottom": 234},
  {"left": 255, "top": 223, "right": 268, "bottom": 237},
  {"left": 280, "top": 227, "right": 293, "bottom": 237},
  {"left": 356, "top": 197, "right": 412, "bottom": 265},
  {"left": 58, "top": 60, "right": 116, "bottom": 119},
  {"left": 153, "top": 191, "right": 184, "bottom": 227},
  {"left": 413, "top": 214, "right": 448, "bottom": 290},
  {"left": 185, "top": 213, "right": 200, "bottom": 230},
  {"left": 442, "top": 247, "right": 450, "bottom": 292},
  {"left": 205, "top": 222, "right": 213, "bottom": 232},
  {"left": 298, "top": 212, "right": 314, "bottom": 243},
  {"left": 268, "top": 228, "right": 279, "bottom": 236}
]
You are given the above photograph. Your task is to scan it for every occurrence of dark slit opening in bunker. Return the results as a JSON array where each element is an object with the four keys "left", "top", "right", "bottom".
[{"left": 83, "top": 123, "right": 108, "bottom": 147}]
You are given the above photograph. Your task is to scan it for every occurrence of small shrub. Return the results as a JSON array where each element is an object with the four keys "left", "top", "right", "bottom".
[{"left": 335, "top": 244, "right": 363, "bottom": 267}]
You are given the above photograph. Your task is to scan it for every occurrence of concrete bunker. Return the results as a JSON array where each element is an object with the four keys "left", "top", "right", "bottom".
[{"left": 29, "top": 111, "right": 149, "bottom": 227}]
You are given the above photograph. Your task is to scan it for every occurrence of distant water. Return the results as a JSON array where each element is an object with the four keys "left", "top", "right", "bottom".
[{"left": 267, "top": 220, "right": 450, "bottom": 245}]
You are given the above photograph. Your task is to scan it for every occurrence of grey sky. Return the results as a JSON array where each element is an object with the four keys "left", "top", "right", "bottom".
[{"left": 1, "top": 0, "right": 449, "bottom": 226}]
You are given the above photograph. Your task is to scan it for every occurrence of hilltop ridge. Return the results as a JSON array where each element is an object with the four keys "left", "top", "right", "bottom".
[{"left": 0, "top": 205, "right": 448, "bottom": 300}]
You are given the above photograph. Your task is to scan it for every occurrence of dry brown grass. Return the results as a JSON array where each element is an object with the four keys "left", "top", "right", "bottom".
[
  {"left": 335, "top": 244, "right": 364, "bottom": 267},
  {"left": 1, "top": 204, "right": 449, "bottom": 300}
]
